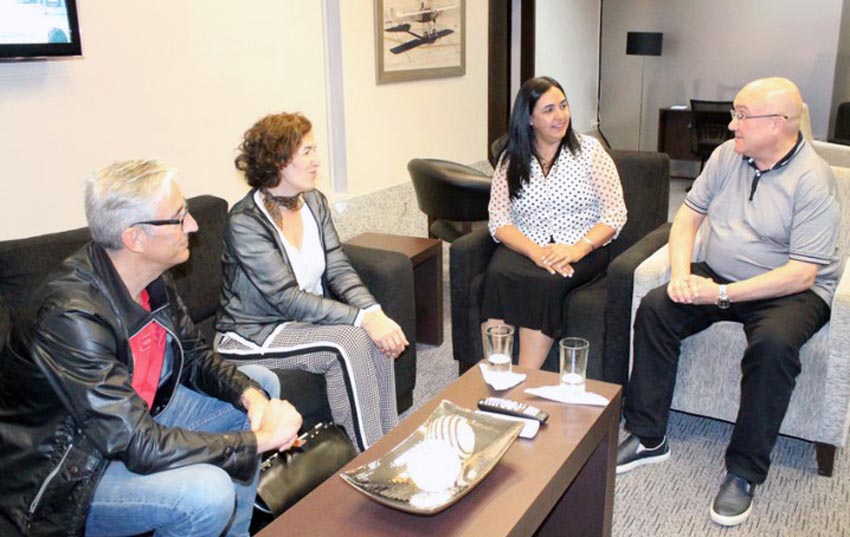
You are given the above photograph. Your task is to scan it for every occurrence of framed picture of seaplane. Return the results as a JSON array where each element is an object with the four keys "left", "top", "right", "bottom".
[{"left": 375, "top": 0, "right": 466, "bottom": 84}]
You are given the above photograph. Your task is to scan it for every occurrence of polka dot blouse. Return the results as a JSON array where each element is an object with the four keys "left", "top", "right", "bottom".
[{"left": 488, "top": 134, "right": 627, "bottom": 247}]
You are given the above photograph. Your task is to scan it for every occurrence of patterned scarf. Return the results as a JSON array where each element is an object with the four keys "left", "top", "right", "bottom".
[{"left": 262, "top": 188, "right": 302, "bottom": 228}]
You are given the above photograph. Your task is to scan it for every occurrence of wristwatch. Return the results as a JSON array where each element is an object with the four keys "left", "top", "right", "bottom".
[{"left": 716, "top": 284, "right": 730, "bottom": 309}]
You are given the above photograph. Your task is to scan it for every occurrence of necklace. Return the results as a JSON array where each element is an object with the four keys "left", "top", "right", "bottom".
[
  {"left": 536, "top": 144, "right": 560, "bottom": 177},
  {"left": 538, "top": 154, "right": 556, "bottom": 176},
  {"left": 262, "top": 188, "right": 302, "bottom": 228}
]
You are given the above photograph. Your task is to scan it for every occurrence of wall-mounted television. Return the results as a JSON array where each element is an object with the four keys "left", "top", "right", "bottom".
[{"left": 0, "top": 0, "right": 82, "bottom": 60}]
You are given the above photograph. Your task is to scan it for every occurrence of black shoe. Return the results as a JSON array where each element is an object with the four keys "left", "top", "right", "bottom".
[
  {"left": 615, "top": 434, "right": 670, "bottom": 474},
  {"left": 710, "top": 472, "right": 756, "bottom": 526}
]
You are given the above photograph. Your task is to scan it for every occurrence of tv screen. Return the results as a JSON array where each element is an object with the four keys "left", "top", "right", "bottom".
[{"left": 0, "top": 0, "right": 82, "bottom": 60}]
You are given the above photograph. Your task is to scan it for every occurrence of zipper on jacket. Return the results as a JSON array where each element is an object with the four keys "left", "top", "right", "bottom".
[
  {"left": 155, "top": 323, "right": 185, "bottom": 416},
  {"left": 28, "top": 443, "right": 73, "bottom": 515}
]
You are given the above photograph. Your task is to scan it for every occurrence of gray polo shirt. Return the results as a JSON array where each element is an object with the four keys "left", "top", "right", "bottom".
[{"left": 684, "top": 138, "right": 841, "bottom": 305}]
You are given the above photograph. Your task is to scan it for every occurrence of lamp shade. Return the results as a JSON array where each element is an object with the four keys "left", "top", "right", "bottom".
[{"left": 626, "top": 32, "right": 663, "bottom": 56}]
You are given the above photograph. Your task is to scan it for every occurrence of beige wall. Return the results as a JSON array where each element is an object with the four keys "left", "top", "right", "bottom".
[
  {"left": 0, "top": 1, "right": 489, "bottom": 239},
  {"left": 535, "top": 0, "right": 601, "bottom": 133},
  {"left": 0, "top": 2, "right": 330, "bottom": 239}
]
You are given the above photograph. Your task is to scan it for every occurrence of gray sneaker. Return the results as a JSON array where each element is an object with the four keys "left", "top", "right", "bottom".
[
  {"left": 616, "top": 434, "right": 670, "bottom": 474},
  {"left": 710, "top": 473, "right": 755, "bottom": 526}
]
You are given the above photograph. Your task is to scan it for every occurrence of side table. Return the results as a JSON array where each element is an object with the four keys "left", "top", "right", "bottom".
[{"left": 346, "top": 233, "right": 443, "bottom": 345}]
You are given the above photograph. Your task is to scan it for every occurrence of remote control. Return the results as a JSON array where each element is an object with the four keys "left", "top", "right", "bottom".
[{"left": 477, "top": 397, "right": 548, "bottom": 423}]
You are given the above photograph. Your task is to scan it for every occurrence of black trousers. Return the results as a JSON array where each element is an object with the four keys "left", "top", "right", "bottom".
[{"left": 623, "top": 263, "right": 830, "bottom": 484}]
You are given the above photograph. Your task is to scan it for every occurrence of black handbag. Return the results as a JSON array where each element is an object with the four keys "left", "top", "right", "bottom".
[{"left": 254, "top": 422, "right": 357, "bottom": 517}]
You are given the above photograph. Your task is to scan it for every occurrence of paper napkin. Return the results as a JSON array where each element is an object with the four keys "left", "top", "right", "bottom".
[
  {"left": 524, "top": 384, "right": 609, "bottom": 406},
  {"left": 478, "top": 363, "right": 527, "bottom": 391}
]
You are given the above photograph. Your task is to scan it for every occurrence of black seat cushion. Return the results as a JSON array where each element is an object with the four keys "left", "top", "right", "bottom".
[
  {"left": 0, "top": 226, "right": 91, "bottom": 321},
  {"left": 170, "top": 195, "right": 228, "bottom": 332},
  {"left": 0, "top": 295, "right": 9, "bottom": 351},
  {"left": 276, "top": 369, "right": 333, "bottom": 430}
]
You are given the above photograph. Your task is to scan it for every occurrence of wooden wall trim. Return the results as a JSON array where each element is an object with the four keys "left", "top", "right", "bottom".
[{"left": 488, "top": 0, "right": 535, "bottom": 166}]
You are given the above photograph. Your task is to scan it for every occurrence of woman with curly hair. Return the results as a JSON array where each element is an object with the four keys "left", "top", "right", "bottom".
[{"left": 215, "top": 112, "right": 407, "bottom": 451}]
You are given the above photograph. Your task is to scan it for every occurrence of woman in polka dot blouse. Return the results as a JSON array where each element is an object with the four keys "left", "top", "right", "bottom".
[{"left": 480, "top": 76, "right": 627, "bottom": 368}]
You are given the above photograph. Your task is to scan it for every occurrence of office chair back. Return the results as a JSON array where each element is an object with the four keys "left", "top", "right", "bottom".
[
  {"left": 407, "top": 158, "right": 492, "bottom": 242},
  {"left": 690, "top": 100, "right": 734, "bottom": 168}
]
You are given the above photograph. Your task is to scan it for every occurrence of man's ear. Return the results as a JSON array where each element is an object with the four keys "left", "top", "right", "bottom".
[{"left": 120, "top": 226, "right": 147, "bottom": 255}]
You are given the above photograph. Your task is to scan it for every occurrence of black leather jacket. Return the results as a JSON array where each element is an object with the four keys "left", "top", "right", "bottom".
[
  {"left": 216, "top": 189, "right": 377, "bottom": 345},
  {"left": 0, "top": 244, "right": 261, "bottom": 537}
]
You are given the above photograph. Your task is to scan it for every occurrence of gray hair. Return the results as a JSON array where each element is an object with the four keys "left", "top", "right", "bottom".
[{"left": 84, "top": 159, "right": 176, "bottom": 250}]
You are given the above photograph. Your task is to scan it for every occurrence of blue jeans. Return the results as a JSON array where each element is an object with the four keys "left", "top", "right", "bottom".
[{"left": 84, "top": 365, "right": 279, "bottom": 537}]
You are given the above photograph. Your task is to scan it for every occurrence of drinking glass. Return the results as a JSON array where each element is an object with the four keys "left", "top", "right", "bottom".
[
  {"left": 559, "top": 337, "right": 589, "bottom": 391},
  {"left": 484, "top": 325, "right": 514, "bottom": 375}
]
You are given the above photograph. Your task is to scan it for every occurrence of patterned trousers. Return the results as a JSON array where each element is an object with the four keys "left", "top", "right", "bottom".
[{"left": 216, "top": 322, "right": 398, "bottom": 452}]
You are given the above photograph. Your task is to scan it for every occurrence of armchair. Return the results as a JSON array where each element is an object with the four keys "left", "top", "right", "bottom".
[
  {"left": 626, "top": 165, "right": 850, "bottom": 476},
  {"left": 801, "top": 103, "right": 850, "bottom": 168},
  {"left": 407, "top": 158, "right": 492, "bottom": 242},
  {"left": 450, "top": 150, "right": 670, "bottom": 377}
]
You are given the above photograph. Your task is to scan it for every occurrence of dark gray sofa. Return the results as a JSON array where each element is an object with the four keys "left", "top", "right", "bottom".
[
  {"left": 449, "top": 150, "right": 670, "bottom": 382},
  {"left": 0, "top": 195, "right": 417, "bottom": 430}
]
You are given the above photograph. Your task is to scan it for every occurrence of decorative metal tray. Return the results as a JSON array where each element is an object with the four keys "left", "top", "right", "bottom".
[{"left": 339, "top": 400, "right": 523, "bottom": 515}]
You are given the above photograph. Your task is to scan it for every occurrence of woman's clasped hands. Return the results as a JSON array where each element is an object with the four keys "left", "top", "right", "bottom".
[{"left": 532, "top": 243, "right": 585, "bottom": 278}]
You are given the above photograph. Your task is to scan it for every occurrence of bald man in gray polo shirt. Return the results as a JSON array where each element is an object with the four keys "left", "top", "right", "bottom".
[{"left": 615, "top": 78, "right": 840, "bottom": 526}]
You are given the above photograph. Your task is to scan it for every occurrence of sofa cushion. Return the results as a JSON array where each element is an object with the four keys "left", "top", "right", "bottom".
[
  {"left": 170, "top": 195, "right": 228, "bottom": 328},
  {"left": 0, "top": 295, "right": 9, "bottom": 351},
  {"left": 275, "top": 369, "right": 333, "bottom": 430},
  {"left": 564, "top": 276, "right": 608, "bottom": 377},
  {"left": 608, "top": 150, "right": 670, "bottom": 259},
  {"left": 0, "top": 226, "right": 91, "bottom": 321}
]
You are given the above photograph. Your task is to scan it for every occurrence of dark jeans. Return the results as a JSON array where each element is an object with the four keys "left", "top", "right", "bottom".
[{"left": 623, "top": 263, "right": 830, "bottom": 484}]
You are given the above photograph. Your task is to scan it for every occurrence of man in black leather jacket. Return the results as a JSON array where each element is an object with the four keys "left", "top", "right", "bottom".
[{"left": 0, "top": 160, "right": 302, "bottom": 537}]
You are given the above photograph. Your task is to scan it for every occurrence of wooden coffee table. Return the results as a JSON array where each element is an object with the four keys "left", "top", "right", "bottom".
[{"left": 258, "top": 366, "right": 621, "bottom": 537}]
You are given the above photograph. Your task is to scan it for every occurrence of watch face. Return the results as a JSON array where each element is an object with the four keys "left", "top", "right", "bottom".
[{"left": 716, "top": 285, "right": 729, "bottom": 309}]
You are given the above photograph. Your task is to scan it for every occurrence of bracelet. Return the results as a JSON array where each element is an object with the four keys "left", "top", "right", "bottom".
[{"left": 581, "top": 236, "right": 596, "bottom": 250}]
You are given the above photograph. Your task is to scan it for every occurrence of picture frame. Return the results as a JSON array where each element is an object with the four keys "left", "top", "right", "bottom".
[{"left": 374, "top": 0, "right": 466, "bottom": 84}]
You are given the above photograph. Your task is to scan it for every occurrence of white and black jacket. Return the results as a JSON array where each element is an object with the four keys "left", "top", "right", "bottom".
[{"left": 216, "top": 189, "right": 377, "bottom": 346}]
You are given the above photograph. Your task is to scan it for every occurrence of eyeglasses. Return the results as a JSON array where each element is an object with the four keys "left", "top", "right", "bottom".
[
  {"left": 131, "top": 205, "right": 190, "bottom": 231},
  {"left": 729, "top": 110, "right": 788, "bottom": 122}
]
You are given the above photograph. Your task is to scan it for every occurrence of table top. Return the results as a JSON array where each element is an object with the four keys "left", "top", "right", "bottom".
[
  {"left": 259, "top": 366, "right": 621, "bottom": 537},
  {"left": 346, "top": 232, "right": 441, "bottom": 265}
]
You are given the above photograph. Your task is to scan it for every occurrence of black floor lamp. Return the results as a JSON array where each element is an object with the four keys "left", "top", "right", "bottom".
[{"left": 626, "top": 31, "right": 663, "bottom": 150}]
